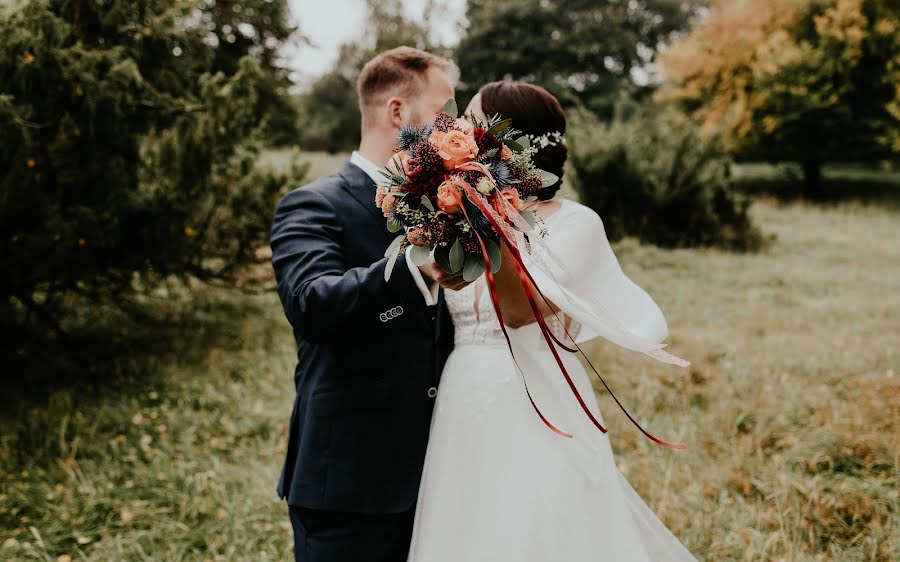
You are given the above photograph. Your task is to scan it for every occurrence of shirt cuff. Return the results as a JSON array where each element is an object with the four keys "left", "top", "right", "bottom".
[{"left": 406, "top": 246, "right": 437, "bottom": 306}]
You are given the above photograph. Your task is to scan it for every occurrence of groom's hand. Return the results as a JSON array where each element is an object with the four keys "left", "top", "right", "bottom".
[{"left": 418, "top": 260, "right": 471, "bottom": 291}]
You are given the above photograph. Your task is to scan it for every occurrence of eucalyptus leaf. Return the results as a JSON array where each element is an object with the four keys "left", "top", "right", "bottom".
[
  {"left": 516, "top": 135, "right": 531, "bottom": 149},
  {"left": 463, "top": 254, "right": 486, "bottom": 282},
  {"left": 442, "top": 98, "right": 458, "bottom": 118},
  {"left": 503, "top": 138, "right": 524, "bottom": 153},
  {"left": 409, "top": 244, "right": 431, "bottom": 266},
  {"left": 486, "top": 118, "right": 512, "bottom": 136},
  {"left": 536, "top": 169, "right": 559, "bottom": 188},
  {"left": 420, "top": 195, "right": 435, "bottom": 212},
  {"left": 519, "top": 210, "right": 536, "bottom": 230},
  {"left": 383, "top": 234, "right": 406, "bottom": 281},
  {"left": 383, "top": 233, "right": 405, "bottom": 258},
  {"left": 387, "top": 217, "right": 402, "bottom": 233},
  {"left": 449, "top": 238, "right": 464, "bottom": 273},
  {"left": 485, "top": 238, "right": 502, "bottom": 274},
  {"left": 434, "top": 243, "right": 453, "bottom": 274}
]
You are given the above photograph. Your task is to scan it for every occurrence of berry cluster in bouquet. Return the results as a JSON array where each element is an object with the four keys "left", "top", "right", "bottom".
[{"left": 376, "top": 99, "right": 559, "bottom": 282}]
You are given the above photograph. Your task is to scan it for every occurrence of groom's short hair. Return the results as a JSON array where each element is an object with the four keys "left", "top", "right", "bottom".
[{"left": 357, "top": 47, "right": 457, "bottom": 125}]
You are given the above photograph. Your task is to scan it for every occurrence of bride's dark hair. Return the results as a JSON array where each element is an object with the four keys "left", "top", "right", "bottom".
[{"left": 478, "top": 80, "right": 567, "bottom": 200}]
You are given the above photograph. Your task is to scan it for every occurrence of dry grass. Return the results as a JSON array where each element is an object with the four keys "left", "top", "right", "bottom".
[
  {"left": 0, "top": 190, "right": 897, "bottom": 560},
  {"left": 589, "top": 197, "right": 899, "bottom": 561}
]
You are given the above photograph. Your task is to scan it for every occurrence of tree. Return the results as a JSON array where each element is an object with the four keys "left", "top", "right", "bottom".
[
  {"left": 197, "top": 0, "right": 302, "bottom": 145},
  {"left": 569, "top": 103, "right": 761, "bottom": 250},
  {"left": 456, "top": 0, "right": 705, "bottom": 117},
  {"left": 0, "top": 0, "right": 306, "bottom": 366},
  {"left": 662, "top": 0, "right": 900, "bottom": 192},
  {"left": 295, "top": 0, "right": 447, "bottom": 152}
]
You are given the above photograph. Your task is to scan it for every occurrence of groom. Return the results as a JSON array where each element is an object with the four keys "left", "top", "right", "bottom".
[{"left": 270, "top": 47, "right": 465, "bottom": 562}]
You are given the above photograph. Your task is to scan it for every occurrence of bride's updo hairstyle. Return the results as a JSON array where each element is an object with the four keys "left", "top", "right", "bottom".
[{"left": 478, "top": 81, "right": 567, "bottom": 200}]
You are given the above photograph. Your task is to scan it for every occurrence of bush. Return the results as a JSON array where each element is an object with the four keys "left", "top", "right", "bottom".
[
  {"left": 569, "top": 104, "right": 763, "bottom": 250},
  {"left": 0, "top": 1, "right": 306, "bottom": 371}
]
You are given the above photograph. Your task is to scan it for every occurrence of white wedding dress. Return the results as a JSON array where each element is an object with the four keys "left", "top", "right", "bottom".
[{"left": 407, "top": 199, "right": 697, "bottom": 561}]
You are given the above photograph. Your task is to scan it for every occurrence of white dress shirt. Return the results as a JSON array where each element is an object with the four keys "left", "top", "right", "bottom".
[{"left": 349, "top": 151, "right": 439, "bottom": 306}]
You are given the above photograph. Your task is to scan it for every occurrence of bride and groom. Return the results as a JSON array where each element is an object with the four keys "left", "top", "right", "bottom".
[{"left": 270, "top": 46, "right": 697, "bottom": 562}]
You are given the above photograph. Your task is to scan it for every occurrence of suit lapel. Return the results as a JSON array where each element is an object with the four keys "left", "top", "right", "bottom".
[{"left": 337, "top": 160, "right": 392, "bottom": 242}]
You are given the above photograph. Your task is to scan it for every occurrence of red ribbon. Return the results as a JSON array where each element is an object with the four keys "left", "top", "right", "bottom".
[
  {"left": 455, "top": 176, "right": 686, "bottom": 450},
  {"left": 458, "top": 202, "right": 573, "bottom": 438}
]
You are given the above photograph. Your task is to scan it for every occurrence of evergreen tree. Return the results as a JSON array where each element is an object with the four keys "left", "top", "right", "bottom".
[{"left": 0, "top": 0, "right": 306, "bottom": 365}]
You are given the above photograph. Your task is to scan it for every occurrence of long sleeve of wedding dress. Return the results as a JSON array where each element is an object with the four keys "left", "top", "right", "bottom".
[
  {"left": 510, "top": 200, "right": 688, "bottom": 369},
  {"left": 520, "top": 200, "right": 669, "bottom": 345}
]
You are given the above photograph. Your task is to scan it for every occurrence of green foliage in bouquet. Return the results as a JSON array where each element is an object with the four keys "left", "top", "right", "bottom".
[
  {"left": 569, "top": 103, "right": 763, "bottom": 250},
  {"left": 0, "top": 0, "right": 306, "bottom": 367}
]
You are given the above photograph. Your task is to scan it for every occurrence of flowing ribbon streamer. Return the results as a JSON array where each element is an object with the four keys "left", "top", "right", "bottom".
[
  {"left": 458, "top": 202, "right": 573, "bottom": 438},
  {"left": 452, "top": 166, "right": 687, "bottom": 449}
]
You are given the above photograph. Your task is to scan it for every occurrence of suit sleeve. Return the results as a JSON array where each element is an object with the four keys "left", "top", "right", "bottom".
[{"left": 270, "top": 187, "right": 423, "bottom": 343}]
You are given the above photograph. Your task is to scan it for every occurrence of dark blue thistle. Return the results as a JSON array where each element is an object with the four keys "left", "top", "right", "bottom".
[
  {"left": 488, "top": 160, "right": 512, "bottom": 187},
  {"left": 397, "top": 124, "right": 430, "bottom": 153},
  {"left": 461, "top": 197, "right": 494, "bottom": 238}
]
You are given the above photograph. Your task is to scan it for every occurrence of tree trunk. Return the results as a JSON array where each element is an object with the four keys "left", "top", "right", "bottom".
[{"left": 801, "top": 160, "right": 822, "bottom": 195}]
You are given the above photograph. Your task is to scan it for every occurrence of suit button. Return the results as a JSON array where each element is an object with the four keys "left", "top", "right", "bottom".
[{"left": 427, "top": 386, "right": 438, "bottom": 398}]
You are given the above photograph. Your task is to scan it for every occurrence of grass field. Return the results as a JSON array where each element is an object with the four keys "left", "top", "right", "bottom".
[{"left": 0, "top": 155, "right": 897, "bottom": 561}]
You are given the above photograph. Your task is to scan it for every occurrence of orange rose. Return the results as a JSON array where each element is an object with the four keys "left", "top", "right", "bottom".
[
  {"left": 428, "top": 129, "right": 446, "bottom": 147},
  {"left": 500, "top": 144, "right": 514, "bottom": 162},
  {"left": 434, "top": 130, "right": 479, "bottom": 170},
  {"left": 490, "top": 188, "right": 523, "bottom": 220},
  {"left": 386, "top": 150, "right": 412, "bottom": 176},
  {"left": 436, "top": 180, "right": 463, "bottom": 214},
  {"left": 501, "top": 188, "right": 524, "bottom": 212}
]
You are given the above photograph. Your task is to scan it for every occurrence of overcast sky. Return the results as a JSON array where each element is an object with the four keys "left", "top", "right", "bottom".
[{"left": 285, "top": 0, "right": 466, "bottom": 82}]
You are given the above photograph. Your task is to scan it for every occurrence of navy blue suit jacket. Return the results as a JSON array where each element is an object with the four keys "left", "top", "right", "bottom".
[{"left": 270, "top": 160, "right": 454, "bottom": 514}]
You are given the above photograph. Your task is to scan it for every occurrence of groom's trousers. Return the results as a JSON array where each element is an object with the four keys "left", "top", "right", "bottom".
[{"left": 289, "top": 505, "right": 415, "bottom": 562}]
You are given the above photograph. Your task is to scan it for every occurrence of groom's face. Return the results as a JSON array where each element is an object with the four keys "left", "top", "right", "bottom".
[{"left": 405, "top": 67, "right": 455, "bottom": 127}]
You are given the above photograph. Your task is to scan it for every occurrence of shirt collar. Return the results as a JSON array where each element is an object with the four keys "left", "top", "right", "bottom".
[{"left": 350, "top": 151, "right": 384, "bottom": 185}]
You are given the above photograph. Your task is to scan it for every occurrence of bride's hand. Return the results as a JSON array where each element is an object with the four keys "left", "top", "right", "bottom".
[{"left": 418, "top": 259, "right": 471, "bottom": 291}]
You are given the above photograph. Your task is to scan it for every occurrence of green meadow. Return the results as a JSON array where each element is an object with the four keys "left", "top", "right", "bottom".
[{"left": 1, "top": 154, "right": 897, "bottom": 561}]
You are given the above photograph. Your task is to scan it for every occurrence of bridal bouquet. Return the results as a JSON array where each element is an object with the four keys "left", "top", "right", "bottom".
[{"left": 377, "top": 99, "right": 558, "bottom": 282}]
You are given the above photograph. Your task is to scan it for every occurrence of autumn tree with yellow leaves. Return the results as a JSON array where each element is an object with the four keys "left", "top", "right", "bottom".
[{"left": 662, "top": 0, "right": 900, "bottom": 192}]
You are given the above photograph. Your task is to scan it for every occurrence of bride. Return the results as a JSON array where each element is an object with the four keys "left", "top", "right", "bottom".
[{"left": 407, "top": 81, "right": 698, "bottom": 561}]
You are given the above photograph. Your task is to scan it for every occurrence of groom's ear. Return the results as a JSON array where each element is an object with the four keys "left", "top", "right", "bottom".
[{"left": 386, "top": 97, "right": 406, "bottom": 130}]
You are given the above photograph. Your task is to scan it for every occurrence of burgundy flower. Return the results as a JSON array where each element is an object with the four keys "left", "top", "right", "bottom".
[
  {"left": 426, "top": 218, "right": 456, "bottom": 247},
  {"left": 510, "top": 165, "right": 543, "bottom": 197},
  {"left": 406, "top": 142, "right": 446, "bottom": 200},
  {"left": 459, "top": 232, "right": 482, "bottom": 255},
  {"left": 473, "top": 128, "right": 502, "bottom": 155},
  {"left": 433, "top": 113, "right": 457, "bottom": 132}
]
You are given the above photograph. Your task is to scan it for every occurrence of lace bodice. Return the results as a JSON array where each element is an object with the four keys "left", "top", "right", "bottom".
[
  {"left": 444, "top": 199, "right": 583, "bottom": 347},
  {"left": 445, "top": 280, "right": 582, "bottom": 347},
  {"left": 444, "top": 280, "right": 506, "bottom": 346}
]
